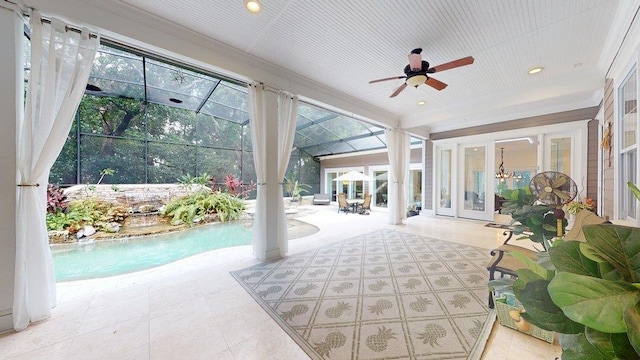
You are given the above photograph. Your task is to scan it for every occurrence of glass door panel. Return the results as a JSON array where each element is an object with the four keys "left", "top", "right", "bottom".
[
  {"left": 458, "top": 145, "right": 493, "bottom": 220},
  {"left": 408, "top": 169, "right": 422, "bottom": 210},
  {"left": 460, "top": 146, "right": 488, "bottom": 219},
  {"left": 436, "top": 148, "right": 454, "bottom": 216},
  {"left": 373, "top": 170, "right": 388, "bottom": 207},
  {"left": 549, "top": 137, "right": 572, "bottom": 177}
]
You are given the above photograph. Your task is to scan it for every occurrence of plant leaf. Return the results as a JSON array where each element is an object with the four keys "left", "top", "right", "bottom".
[
  {"left": 549, "top": 272, "right": 640, "bottom": 333},
  {"left": 513, "top": 268, "right": 545, "bottom": 299},
  {"left": 518, "top": 279, "right": 583, "bottom": 334},
  {"left": 549, "top": 241, "right": 600, "bottom": 277},
  {"left": 559, "top": 333, "right": 608, "bottom": 360},
  {"left": 628, "top": 182, "right": 640, "bottom": 202},
  {"left": 584, "top": 224, "right": 640, "bottom": 283},
  {"left": 585, "top": 326, "right": 638, "bottom": 359},
  {"left": 580, "top": 242, "right": 608, "bottom": 263},
  {"left": 624, "top": 303, "right": 640, "bottom": 356},
  {"left": 487, "top": 278, "right": 515, "bottom": 291},
  {"left": 510, "top": 250, "right": 551, "bottom": 280},
  {"left": 537, "top": 253, "right": 556, "bottom": 271}
]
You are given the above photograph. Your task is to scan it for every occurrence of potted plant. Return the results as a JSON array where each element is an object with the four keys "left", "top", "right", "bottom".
[
  {"left": 508, "top": 182, "right": 640, "bottom": 358},
  {"left": 499, "top": 187, "right": 565, "bottom": 247},
  {"left": 284, "top": 175, "right": 310, "bottom": 202}
]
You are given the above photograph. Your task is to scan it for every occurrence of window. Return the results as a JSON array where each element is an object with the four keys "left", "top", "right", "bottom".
[{"left": 619, "top": 68, "right": 638, "bottom": 220}]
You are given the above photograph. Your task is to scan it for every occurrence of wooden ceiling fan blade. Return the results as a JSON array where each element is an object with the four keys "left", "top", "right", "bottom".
[
  {"left": 369, "top": 76, "right": 406, "bottom": 84},
  {"left": 425, "top": 77, "right": 448, "bottom": 91},
  {"left": 553, "top": 189, "right": 571, "bottom": 202},
  {"left": 551, "top": 175, "right": 567, "bottom": 188},
  {"left": 430, "top": 56, "right": 475, "bottom": 73},
  {"left": 390, "top": 83, "right": 407, "bottom": 98}
]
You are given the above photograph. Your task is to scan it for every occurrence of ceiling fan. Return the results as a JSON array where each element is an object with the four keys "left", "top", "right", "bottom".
[{"left": 369, "top": 48, "right": 474, "bottom": 98}]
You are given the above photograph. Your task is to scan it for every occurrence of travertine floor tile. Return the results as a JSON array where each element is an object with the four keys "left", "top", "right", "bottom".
[{"left": 0, "top": 205, "right": 561, "bottom": 359}]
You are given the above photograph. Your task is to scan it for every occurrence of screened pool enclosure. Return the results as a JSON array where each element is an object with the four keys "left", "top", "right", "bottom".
[{"left": 46, "top": 40, "right": 410, "bottom": 197}]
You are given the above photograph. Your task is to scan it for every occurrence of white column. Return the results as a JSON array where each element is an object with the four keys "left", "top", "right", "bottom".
[
  {"left": 262, "top": 90, "right": 281, "bottom": 260},
  {"left": 0, "top": 5, "right": 21, "bottom": 332}
]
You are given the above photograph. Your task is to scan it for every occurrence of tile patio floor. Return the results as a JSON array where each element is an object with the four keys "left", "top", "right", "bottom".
[{"left": 0, "top": 204, "right": 561, "bottom": 359}]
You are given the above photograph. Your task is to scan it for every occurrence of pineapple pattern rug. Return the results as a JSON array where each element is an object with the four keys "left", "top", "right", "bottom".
[{"left": 230, "top": 229, "right": 494, "bottom": 359}]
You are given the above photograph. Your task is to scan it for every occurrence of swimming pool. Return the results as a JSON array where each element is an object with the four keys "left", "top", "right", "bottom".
[{"left": 51, "top": 219, "right": 318, "bottom": 282}]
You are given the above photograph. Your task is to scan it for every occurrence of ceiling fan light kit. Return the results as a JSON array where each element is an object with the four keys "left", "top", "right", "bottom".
[
  {"left": 369, "top": 48, "right": 474, "bottom": 98},
  {"left": 245, "top": 0, "right": 262, "bottom": 13},
  {"left": 406, "top": 74, "right": 427, "bottom": 88}
]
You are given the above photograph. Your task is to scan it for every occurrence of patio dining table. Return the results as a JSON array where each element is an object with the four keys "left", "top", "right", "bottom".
[{"left": 348, "top": 198, "right": 364, "bottom": 213}]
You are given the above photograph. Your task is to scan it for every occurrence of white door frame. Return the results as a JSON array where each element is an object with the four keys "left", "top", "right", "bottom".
[{"left": 432, "top": 121, "right": 589, "bottom": 220}]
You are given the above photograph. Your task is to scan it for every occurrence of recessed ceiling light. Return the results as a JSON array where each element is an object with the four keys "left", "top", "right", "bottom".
[
  {"left": 417, "top": 101, "right": 426, "bottom": 106},
  {"left": 528, "top": 66, "right": 544, "bottom": 75},
  {"left": 245, "top": 0, "right": 262, "bottom": 13}
]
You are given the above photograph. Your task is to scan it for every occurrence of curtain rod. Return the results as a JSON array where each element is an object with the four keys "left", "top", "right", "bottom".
[
  {"left": 2, "top": 0, "right": 98, "bottom": 39},
  {"left": 39, "top": 17, "right": 99, "bottom": 39}
]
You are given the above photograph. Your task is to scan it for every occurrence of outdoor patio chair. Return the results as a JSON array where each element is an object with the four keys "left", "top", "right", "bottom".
[
  {"left": 358, "top": 193, "right": 372, "bottom": 214},
  {"left": 337, "top": 193, "right": 351, "bottom": 214}
]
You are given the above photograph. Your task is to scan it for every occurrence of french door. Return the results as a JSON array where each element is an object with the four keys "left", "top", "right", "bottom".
[
  {"left": 433, "top": 122, "right": 585, "bottom": 221},
  {"left": 458, "top": 143, "right": 494, "bottom": 221}
]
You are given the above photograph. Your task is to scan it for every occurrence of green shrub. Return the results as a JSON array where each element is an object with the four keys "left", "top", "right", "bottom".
[
  {"left": 162, "top": 190, "right": 245, "bottom": 225},
  {"left": 46, "top": 198, "right": 119, "bottom": 233}
]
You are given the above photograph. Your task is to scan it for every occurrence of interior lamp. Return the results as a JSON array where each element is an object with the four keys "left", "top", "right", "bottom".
[
  {"left": 245, "top": 0, "right": 262, "bottom": 13},
  {"left": 406, "top": 74, "right": 427, "bottom": 88},
  {"left": 495, "top": 147, "right": 513, "bottom": 182}
]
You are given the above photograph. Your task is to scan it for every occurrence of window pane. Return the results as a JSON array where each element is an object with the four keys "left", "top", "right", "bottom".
[
  {"left": 147, "top": 143, "right": 196, "bottom": 183},
  {"left": 464, "top": 147, "right": 485, "bottom": 211},
  {"left": 550, "top": 137, "right": 571, "bottom": 177},
  {"left": 623, "top": 150, "right": 637, "bottom": 218},
  {"left": 195, "top": 113, "right": 243, "bottom": 149},
  {"left": 80, "top": 135, "right": 146, "bottom": 184},
  {"left": 374, "top": 171, "right": 388, "bottom": 207},
  {"left": 145, "top": 59, "right": 216, "bottom": 111},
  {"left": 201, "top": 82, "right": 249, "bottom": 124},
  {"left": 408, "top": 170, "right": 422, "bottom": 209},
  {"left": 621, "top": 69, "right": 638, "bottom": 148},
  {"left": 50, "top": 121, "right": 78, "bottom": 185},
  {"left": 197, "top": 148, "right": 242, "bottom": 181},
  {"left": 145, "top": 103, "right": 197, "bottom": 144},
  {"left": 440, "top": 150, "right": 452, "bottom": 208},
  {"left": 79, "top": 95, "right": 146, "bottom": 138},
  {"left": 87, "top": 46, "right": 145, "bottom": 100}
]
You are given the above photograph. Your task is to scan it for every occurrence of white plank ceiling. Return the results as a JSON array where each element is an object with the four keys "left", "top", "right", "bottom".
[{"left": 104, "top": 0, "right": 624, "bottom": 133}]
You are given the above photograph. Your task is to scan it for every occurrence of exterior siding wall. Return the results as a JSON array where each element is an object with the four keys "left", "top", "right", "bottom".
[
  {"left": 587, "top": 119, "right": 599, "bottom": 204},
  {"left": 430, "top": 107, "right": 599, "bottom": 140}
]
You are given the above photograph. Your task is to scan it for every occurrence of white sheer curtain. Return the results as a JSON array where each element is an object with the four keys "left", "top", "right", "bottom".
[
  {"left": 248, "top": 83, "right": 268, "bottom": 258},
  {"left": 15, "top": 12, "right": 99, "bottom": 331},
  {"left": 385, "top": 128, "right": 410, "bottom": 225},
  {"left": 276, "top": 91, "right": 298, "bottom": 257}
]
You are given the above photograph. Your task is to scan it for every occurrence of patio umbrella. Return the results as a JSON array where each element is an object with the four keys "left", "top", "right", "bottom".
[{"left": 333, "top": 170, "right": 373, "bottom": 181}]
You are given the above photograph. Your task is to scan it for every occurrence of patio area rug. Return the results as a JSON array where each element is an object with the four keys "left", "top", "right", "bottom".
[{"left": 231, "top": 229, "right": 495, "bottom": 359}]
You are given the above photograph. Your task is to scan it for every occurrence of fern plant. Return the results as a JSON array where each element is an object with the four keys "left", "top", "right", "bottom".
[{"left": 162, "top": 190, "right": 245, "bottom": 225}]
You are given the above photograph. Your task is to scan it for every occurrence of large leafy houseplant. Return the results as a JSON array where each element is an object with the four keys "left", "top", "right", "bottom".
[
  {"left": 500, "top": 187, "right": 565, "bottom": 245},
  {"left": 511, "top": 183, "right": 640, "bottom": 359}
]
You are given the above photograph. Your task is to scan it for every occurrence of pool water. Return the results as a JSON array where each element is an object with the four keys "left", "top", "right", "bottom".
[{"left": 52, "top": 219, "right": 318, "bottom": 282}]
